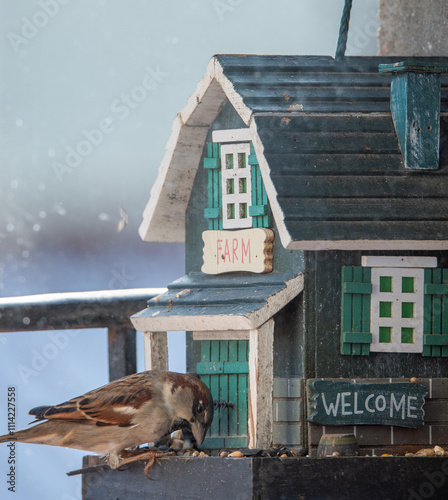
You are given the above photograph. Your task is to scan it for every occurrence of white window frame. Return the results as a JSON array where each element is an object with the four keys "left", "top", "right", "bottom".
[
  {"left": 370, "top": 267, "right": 424, "bottom": 353},
  {"left": 363, "top": 256, "right": 437, "bottom": 353},
  {"left": 212, "top": 128, "right": 253, "bottom": 230}
]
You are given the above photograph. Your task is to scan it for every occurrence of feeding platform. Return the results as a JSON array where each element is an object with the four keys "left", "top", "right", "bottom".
[{"left": 81, "top": 455, "right": 448, "bottom": 499}]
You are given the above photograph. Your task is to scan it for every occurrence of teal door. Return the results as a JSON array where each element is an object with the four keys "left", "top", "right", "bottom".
[{"left": 197, "top": 340, "right": 249, "bottom": 449}]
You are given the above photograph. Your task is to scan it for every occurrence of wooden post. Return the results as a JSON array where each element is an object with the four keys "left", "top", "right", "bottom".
[
  {"left": 107, "top": 327, "right": 137, "bottom": 381},
  {"left": 248, "top": 319, "right": 274, "bottom": 448},
  {"left": 143, "top": 331, "right": 169, "bottom": 370},
  {"left": 379, "top": 61, "right": 448, "bottom": 170}
]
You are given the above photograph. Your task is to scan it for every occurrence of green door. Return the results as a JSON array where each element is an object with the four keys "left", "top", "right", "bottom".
[{"left": 197, "top": 340, "right": 249, "bottom": 449}]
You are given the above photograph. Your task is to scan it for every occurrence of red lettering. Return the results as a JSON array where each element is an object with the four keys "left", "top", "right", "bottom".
[
  {"left": 224, "top": 239, "right": 231, "bottom": 262},
  {"left": 217, "top": 239, "right": 223, "bottom": 265},
  {"left": 242, "top": 238, "right": 251, "bottom": 264},
  {"left": 232, "top": 238, "right": 238, "bottom": 263}
]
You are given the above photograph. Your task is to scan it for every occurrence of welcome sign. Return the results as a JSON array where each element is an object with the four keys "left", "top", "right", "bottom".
[{"left": 308, "top": 380, "right": 427, "bottom": 428}]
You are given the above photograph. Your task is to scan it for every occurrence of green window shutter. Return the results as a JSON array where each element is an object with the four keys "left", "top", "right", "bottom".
[
  {"left": 203, "top": 142, "right": 222, "bottom": 230},
  {"left": 341, "top": 266, "right": 372, "bottom": 356},
  {"left": 423, "top": 268, "right": 448, "bottom": 357},
  {"left": 248, "top": 143, "right": 271, "bottom": 228},
  {"left": 197, "top": 340, "right": 248, "bottom": 449}
]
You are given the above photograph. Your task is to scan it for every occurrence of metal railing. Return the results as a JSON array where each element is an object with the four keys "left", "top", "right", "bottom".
[{"left": 0, "top": 288, "right": 166, "bottom": 381}]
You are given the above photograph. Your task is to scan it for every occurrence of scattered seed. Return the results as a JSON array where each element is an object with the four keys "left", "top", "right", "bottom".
[{"left": 230, "top": 451, "right": 244, "bottom": 458}]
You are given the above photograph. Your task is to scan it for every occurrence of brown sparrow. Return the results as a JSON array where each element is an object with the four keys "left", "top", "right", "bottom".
[{"left": 0, "top": 370, "right": 213, "bottom": 472}]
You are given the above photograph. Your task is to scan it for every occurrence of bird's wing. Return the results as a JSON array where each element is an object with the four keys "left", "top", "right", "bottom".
[{"left": 29, "top": 373, "right": 155, "bottom": 426}]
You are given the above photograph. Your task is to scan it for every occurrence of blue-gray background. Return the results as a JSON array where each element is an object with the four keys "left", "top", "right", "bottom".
[{"left": 0, "top": 1, "right": 378, "bottom": 498}]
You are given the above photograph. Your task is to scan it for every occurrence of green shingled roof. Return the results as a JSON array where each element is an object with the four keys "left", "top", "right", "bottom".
[{"left": 139, "top": 55, "right": 448, "bottom": 250}]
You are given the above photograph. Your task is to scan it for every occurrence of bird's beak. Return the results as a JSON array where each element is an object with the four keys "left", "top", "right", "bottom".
[{"left": 191, "top": 420, "right": 208, "bottom": 446}]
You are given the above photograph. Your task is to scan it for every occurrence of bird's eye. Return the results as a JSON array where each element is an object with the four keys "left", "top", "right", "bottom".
[{"left": 196, "top": 403, "right": 204, "bottom": 414}]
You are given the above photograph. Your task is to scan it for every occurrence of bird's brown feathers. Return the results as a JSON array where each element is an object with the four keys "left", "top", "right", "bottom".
[
  {"left": 0, "top": 370, "right": 214, "bottom": 456},
  {"left": 29, "top": 372, "right": 157, "bottom": 426}
]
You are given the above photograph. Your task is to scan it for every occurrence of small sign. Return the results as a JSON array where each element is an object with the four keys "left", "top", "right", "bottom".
[
  {"left": 202, "top": 228, "right": 274, "bottom": 275},
  {"left": 308, "top": 380, "right": 427, "bottom": 428}
]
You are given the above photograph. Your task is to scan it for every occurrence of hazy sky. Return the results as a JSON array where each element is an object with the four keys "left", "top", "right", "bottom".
[{"left": 0, "top": 1, "right": 379, "bottom": 498}]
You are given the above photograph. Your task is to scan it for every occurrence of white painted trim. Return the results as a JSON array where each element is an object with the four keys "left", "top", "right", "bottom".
[
  {"left": 192, "top": 330, "right": 249, "bottom": 340},
  {"left": 362, "top": 256, "right": 438, "bottom": 268},
  {"left": 248, "top": 319, "right": 274, "bottom": 449},
  {"left": 249, "top": 119, "right": 293, "bottom": 251},
  {"left": 220, "top": 142, "right": 253, "bottom": 230},
  {"left": 138, "top": 56, "right": 254, "bottom": 243},
  {"left": 138, "top": 116, "right": 210, "bottom": 242},
  {"left": 212, "top": 128, "right": 251, "bottom": 143},
  {"left": 130, "top": 273, "right": 304, "bottom": 332},
  {"left": 285, "top": 240, "right": 448, "bottom": 251},
  {"left": 143, "top": 331, "right": 168, "bottom": 370},
  {"left": 370, "top": 267, "right": 424, "bottom": 354},
  {"left": 213, "top": 58, "right": 252, "bottom": 125}
]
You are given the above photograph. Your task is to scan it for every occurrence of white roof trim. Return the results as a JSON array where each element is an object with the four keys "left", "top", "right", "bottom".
[
  {"left": 139, "top": 57, "right": 254, "bottom": 242},
  {"left": 249, "top": 119, "right": 293, "bottom": 251}
]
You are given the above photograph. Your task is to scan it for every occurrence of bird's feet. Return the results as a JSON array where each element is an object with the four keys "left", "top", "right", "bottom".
[{"left": 108, "top": 448, "right": 176, "bottom": 478}]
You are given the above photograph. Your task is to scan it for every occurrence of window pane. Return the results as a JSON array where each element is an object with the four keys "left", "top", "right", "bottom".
[
  {"left": 402, "top": 277, "right": 414, "bottom": 293},
  {"left": 401, "top": 328, "right": 413, "bottom": 343},
  {"left": 227, "top": 204, "right": 235, "bottom": 219},
  {"left": 379, "top": 301, "right": 392, "bottom": 317},
  {"left": 238, "top": 152, "right": 246, "bottom": 169},
  {"left": 401, "top": 302, "right": 414, "bottom": 318},
  {"left": 380, "top": 276, "right": 392, "bottom": 292},
  {"left": 226, "top": 179, "right": 234, "bottom": 194},
  {"left": 239, "top": 203, "right": 247, "bottom": 219},
  {"left": 239, "top": 178, "right": 247, "bottom": 193},
  {"left": 379, "top": 327, "right": 391, "bottom": 343},
  {"left": 226, "top": 154, "right": 234, "bottom": 169}
]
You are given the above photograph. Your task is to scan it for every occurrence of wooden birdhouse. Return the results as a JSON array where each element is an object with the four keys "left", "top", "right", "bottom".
[{"left": 131, "top": 55, "right": 448, "bottom": 456}]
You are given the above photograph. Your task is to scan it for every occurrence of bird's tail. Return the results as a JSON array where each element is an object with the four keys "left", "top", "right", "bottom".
[
  {"left": 0, "top": 422, "right": 60, "bottom": 446},
  {"left": 0, "top": 433, "right": 14, "bottom": 444}
]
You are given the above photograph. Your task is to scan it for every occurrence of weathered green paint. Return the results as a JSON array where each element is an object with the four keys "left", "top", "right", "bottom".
[
  {"left": 379, "top": 61, "right": 448, "bottom": 170},
  {"left": 425, "top": 283, "right": 448, "bottom": 294},
  {"left": 197, "top": 361, "right": 249, "bottom": 374},
  {"left": 307, "top": 380, "right": 427, "bottom": 428},
  {"left": 204, "top": 207, "right": 220, "bottom": 219},
  {"left": 204, "top": 142, "right": 222, "bottom": 230},
  {"left": 423, "top": 267, "right": 448, "bottom": 357},
  {"left": 200, "top": 339, "right": 249, "bottom": 449},
  {"left": 249, "top": 143, "right": 270, "bottom": 228},
  {"left": 204, "top": 157, "right": 220, "bottom": 169},
  {"left": 341, "top": 266, "right": 371, "bottom": 356},
  {"left": 423, "top": 334, "right": 448, "bottom": 346},
  {"left": 342, "top": 282, "right": 372, "bottom": 294},
  {"left": 341, "top": 332, "right": 372, "bottom": 344},
  {"left": 248, "top": 205, "right": 268, "bottom": 217}
]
